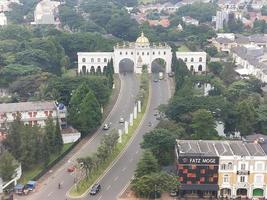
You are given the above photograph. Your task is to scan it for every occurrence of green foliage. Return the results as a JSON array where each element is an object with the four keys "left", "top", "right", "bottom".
[
  {"left": 135, "top": 150, "right": 160, "bottom": 178},
  {"left": 205, "top": 46, "right": 218, "bottom": 57},
  {"left": 68, "top": 83, "right": 102, "bottom": 136},
  {"left": 219, "top": 62, "right": 238, "bottom": 85},
  {"left": 224, "top": 13, "right": 244, "bottom": 33},
  {"left": 253, "top": 20, "right": 267, "bottom": 33},
  {"left": 0, "top": 151, "right": 19, "bottom": 182},
  {"left": 208, "top": 62, "right": 223, "bottom": 75},
  {"left": 177, "top": 3, "right": 217, "bottom": 22},
  {"left": 141, "top": 129, "right": 177, "bottom": 165},
  {"left": 261, "top": 5, "right": 267, "bottom": 16},
  {"left": 191, "top": 109, "right": 218, "bottom": 139},
  {"left": 256, "top": 104, "right": 267, "bottom": 134},
  {"left": 132, "top": 172, "right": 177, "bottom": 198}
]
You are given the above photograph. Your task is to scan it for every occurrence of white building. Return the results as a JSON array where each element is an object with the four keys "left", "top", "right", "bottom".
[
  {"left": 176, "top": 52, "right": 207, "bottom": 73},
  {"left": 78, "top": 32, "right": 172, "bottom": 74},
  {"left": 32, "top": 0, "right": 60, "bottom": 25},
  {"left": 0, "top": 13, "right": 7, "bottom": 26},
  {"left": 78, "top": 32, "right": 207, "bottom": 74},
  {"left": 232, "top": 44, "right": 267, "bottom": 83},
  {"left": 0, "top": 0, "right": 20, "bottom": 12},
  {"left": 182, "top": 16, "right": 199, "bottom": 26},
  {"left": 0, "top": 164, "right": 21, "bottom": 194},
  {"left": 0, "top": 101, "right": 67, "bottom": 129},
  {"left": 216, "top": 10, "right": 229, "bottom": 31}
]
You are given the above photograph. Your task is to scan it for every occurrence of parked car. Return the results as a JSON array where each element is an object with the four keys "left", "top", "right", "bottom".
[
  {"left": 103, "top": 124, "right": 110, "bottom": 130},
  {"left": 168, "top": 72, "right": 174, "bottom": 77},
  {"left": 170, "top": 190, "right": 177, "bottom": 197},
  {"left": 90, "top": 184, "right": 101, "bottom": 195},
  {"left": 67, "top": 166, "right": 75, "bottom": 172}
]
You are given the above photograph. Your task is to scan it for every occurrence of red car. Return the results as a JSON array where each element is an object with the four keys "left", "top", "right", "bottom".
[{"left": 67, "top": 166, "right": 75, "bottom": 172}]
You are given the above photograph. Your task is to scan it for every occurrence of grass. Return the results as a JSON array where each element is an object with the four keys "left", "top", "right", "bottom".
[
  {"left": 68, "top": 83, "right": 150, "bottom": 197},
  {"left": 63, "top": 69, "right": 77, "bottom": 77},
  {"left": 178, "top": 45, "right": 190, "bottom": 52},
  {"left": 19, "top": 143, "right": 73, "bottom": 184}
]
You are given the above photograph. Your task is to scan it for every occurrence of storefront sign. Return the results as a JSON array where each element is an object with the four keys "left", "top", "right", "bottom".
[{"left": 179, "top": 156, "right": 219, "bottom": 165}]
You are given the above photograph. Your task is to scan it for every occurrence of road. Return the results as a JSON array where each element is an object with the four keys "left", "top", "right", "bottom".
[
  {"left": 23, "top": 74, "right": 140, "bottom": 200},
  {"left": 86, "top": 76, "right": 172, "bottom": 200}
]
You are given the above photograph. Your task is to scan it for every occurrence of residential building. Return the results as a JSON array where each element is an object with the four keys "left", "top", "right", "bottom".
[
  {"left": 176, "top": 52, "right": 207, "bottom": 73},
  {"left": 182, "top": 16, "right": 199, "bottom": 26},
  {"left": 212, "top": 36, "right": 236, "bottom": 53},
  {"left": 32, "top": 0, "right": 61, "bottom": 25},
  {"left": 216, "top": 10, "right": 229, "bottom": 30},
  {"left": 0, "top": 13, "right": 7, "bottom": 26},
  {"left": 0, "top": 101, "right": 67, "bottom": 129},
  {"left": 0, "top": 0, "right": 20, "bottom": 12},
  {"left": 232, "top": 44, "right": 267, "bottom": 82},
  {"left": 176, "top": 140, "right": 267, "bottom": 199}
]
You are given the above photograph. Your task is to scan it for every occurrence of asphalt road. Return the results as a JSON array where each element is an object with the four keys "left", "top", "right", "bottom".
[
  {"left": 23, "top": 74, "right": 139, "bottom": 200},
  {"left": 86, "top": 76, "right": 172, "bottom": 200}
]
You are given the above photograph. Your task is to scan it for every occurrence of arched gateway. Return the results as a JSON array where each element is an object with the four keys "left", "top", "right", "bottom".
[{"left": 77, "top": 32, "right": 172, "bottom": 74}]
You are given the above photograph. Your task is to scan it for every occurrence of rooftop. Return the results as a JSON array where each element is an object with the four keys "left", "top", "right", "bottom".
[
  {"left": 0, "top": 101, "right": 56, "bottom": 113},
  {"left": 176, "top": 140, "right": 266, "bottom": 157}
]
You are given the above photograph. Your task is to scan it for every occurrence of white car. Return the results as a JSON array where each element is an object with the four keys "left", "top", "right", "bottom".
[
  {"left": 119, "top": 117, "right": 124, "bottom": 123},
  {"left": 103, "top": 124, "right": 110, "bottom": 130}
]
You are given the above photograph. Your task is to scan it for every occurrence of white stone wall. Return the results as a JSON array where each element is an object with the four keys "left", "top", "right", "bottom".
[
  {"left": 62, "top": 132, "right": 81, "bottom": 144},
  {"left": 176, "top": 52, "right": 207, "bottom": 73},
  {"left": 77, "top": 52, "right": 113, "bottom": 74}
]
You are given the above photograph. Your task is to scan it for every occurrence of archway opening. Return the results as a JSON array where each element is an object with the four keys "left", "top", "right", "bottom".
[
  {"left": 96, "top": 66, "right": 101, "bottom": 75},
  {"left": 82, "top": 65, "right": 86, "bottom": 75},
  {"left": 220, "top": 188, "right": 231, "bottom": 197},
  {"left": 119, "top": 58, "right": 134, "bottom": 74},
  {"left": 90, "top": 66, "right": 95, "bottom": 74},
  {"left": 253, "top": 188, "right": 264, "bottom": 197},
  {"left": 151, "top": 58, "right": 166, "bottom": 73},
  {"left": 237, "top": 189, "right": 247, "bottom": 196}
]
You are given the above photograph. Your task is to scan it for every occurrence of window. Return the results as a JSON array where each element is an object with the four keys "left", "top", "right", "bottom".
[
  {"left": 184, "top": 58, "right": 187, "bottom": 62},
  {"left": 198, "top": 65, "right": 202, "bottom": 71},
  {"left": 241, "top": 163, "right": 246, "bottom": 170},
  {"left": 164, "top": 51, "right": 166, "bottom": 55},
  {"left": 82, "top": 58, "right": 86, "bottom": 62},
  {"left": 120, "top": 52, "right": 122, "bottom": 55},
  {"left": 131, "top": 52, "right": 133, "bottom": 55},
  {"left": 199, "top": 57, "right": 202, "bottom": 62},
  {"left": 221, "top": 164, "right": 226, "bottom": 170},
  {"left": 142, "top": 52, "right": 144, "bottom": 55},
  {"left": 126, "top": 52, "right": 128, "bottom": 55},
  {"left": 147, "top": 52, "right": 149, "bottom": 55},
  {"left": 104, "top": 58, "right": 107, "bottom": 62},
  {"left": 97, "top": 58, "right": 101, "bottom": 62},
  {"left": 256, "top": 163, "right": 264, "bottom": 171},
  {"left": 223, "top": 175, "right": 229, "bottom": 183},
  {"left": 228, "top": 162, "right": 233, "bottom": 170},
  {"left": 191, "top": 57, "right": 194, "bottom": 62},
  {"left": 158, "top": 51, "right": 160, "bottom": 55},
  {"left": 240, "top": 176, "right": 247, "bottom": 183},
  {"left": 153, "top": 52, "right": 155, "bottom": 55},
  {"left": 91, "top": 58, "right": 94, "bottom": 63},
  {"left": 137, "top": 52, "right": 139, "bottom": 55},
  {"left": 190, "top": 65, "right": 194, "bottom": 71}
]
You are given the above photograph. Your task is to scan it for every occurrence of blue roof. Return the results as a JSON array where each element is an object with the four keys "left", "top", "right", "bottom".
[{"left": 27, "top": 181, "right": 36, "bottom": 186}]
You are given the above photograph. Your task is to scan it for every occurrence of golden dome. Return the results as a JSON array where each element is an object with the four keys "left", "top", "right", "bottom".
[{"left": 136, "top": 32, "right": 149, "bottom": 44}]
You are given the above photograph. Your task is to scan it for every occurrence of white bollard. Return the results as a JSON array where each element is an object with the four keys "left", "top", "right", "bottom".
[
  {"left": 134, "top": 105, "right": 137, "bottom": 119},
  {"left": 125, "top": 121, "right": 129, "bottom": 134},
  {"left": 138, "top": 100, "right": 141, "bottom": 113},
  {"left": 118, "top": 129, "right": 122, "bottom": 143},
  {"left": 130, "top": 113, "right": 134, "bottom": 126},
  {"left": 112, "top": 84, "right": 115, "bottom": 89},
  {"left": 101, "top": 106, "right": 104, "bottom": 114}
]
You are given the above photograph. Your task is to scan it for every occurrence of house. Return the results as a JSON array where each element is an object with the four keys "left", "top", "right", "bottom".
[
  {"left": 0, "top": 101, "right": 67, "bottom": 129},
  {"left": 176, "top": 51, "right": 207, "bottom": 73},
  {"left": 182, "top": 16, "right": 199, "bottom": 26},
  {"left": 31, "top": 0, "right": 61, "bottom": 25}
]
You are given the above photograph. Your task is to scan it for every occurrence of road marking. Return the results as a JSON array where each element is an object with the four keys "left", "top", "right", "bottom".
[
  {"left": 114, "top": 176, "right": 119, "bottom": 181},
  {"left": 122, "top": 167, "right": 126, "bottom": 172},
  {"left": 97, "top": 195, "right": 102, "bottom": 200},
  {"left": 106, "top": 185, "right": 111, "bottom": 190},
  {"left": 48, "top": 191, "right": 53, "bottom": 197}
]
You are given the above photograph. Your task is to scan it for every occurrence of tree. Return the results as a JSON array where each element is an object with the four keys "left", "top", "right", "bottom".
[
  {"left": 253, "top": 20, "right": 267, "bottom": 33},
  {"left": 135, "top": 150, "right": 160, "bottom": 178},
  {"left": 78, "top": 156, "right": 94, "bottom": 179},
  {"left": 208, "top": 62, "right": 223, "bottom": 75},
  {"left": 68, "top": 84, "right": 102, "bottom": 136},
  {"left": 236, "top": 100, "right": 256, "bottom": 136},
  {"left": 44, "top": 118, "right": 56, "bottom": 154},
  {"left": 255, "top": 104, "right": 267, "bottom": 134},
  {"left": 0, "top": 151, "right": 19, "bottom": 182},
  {"left": 141, "top": 129, "right": 177, "bottom": 165},
  {"left": 261, "top": 5, "right": 267, "bottom": 16},
  {"left": 220, "top": 62, "right": 238, "bottom": 85},
  {"left": 205, "top": 46, "right": 218, "bottom": 57},
  {"left": 132, "top": 172, "right": 177, "bottom": 198},
  {"left": 191, "top": 109, "right": 218, "bottom": 139},
  {"left": 54, "top": 120, "right": 63, "bottom": 153}
]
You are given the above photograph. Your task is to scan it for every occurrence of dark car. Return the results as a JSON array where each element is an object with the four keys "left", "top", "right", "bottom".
[{"left": 90, "top": 184, "right": 101, "bottom": 195}]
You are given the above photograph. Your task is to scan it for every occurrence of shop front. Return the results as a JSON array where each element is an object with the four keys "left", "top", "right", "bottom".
[{"left": 179, "top": 184, "right": 218, "bottom": 198}]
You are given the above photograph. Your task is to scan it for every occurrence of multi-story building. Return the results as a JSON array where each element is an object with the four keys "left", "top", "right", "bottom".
[
  {"left": 216, "top": 10, "right": 229, "bottom": 31},
  {"left": 176, "top": 140, "right": 267, "bottom": 199},
  {"left": 0, "top": 101, "right": 67, "bottom": 129},
  {"left": 182, "top": 16, "right": 199, "bottom": 26},
  {"left": 176, "top": 52, "right": 207, "bottom": 73}
]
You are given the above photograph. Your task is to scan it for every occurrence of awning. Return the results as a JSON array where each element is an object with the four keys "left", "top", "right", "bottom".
[{"left": 179, "top": 184, "right": 219, "bottom": 191}]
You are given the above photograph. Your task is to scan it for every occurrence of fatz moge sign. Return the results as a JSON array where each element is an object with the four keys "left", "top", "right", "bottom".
[{"left": 179, "top": 156, "right": 219, "bottom": 165}]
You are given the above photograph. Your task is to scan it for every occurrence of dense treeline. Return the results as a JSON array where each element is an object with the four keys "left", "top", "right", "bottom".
[
  {"left": 164, "top": 54, "right": 267, "bottom": 138},
  {"left": 3, "top": 116, "right": 63, "bottom": 169}
]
